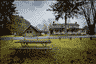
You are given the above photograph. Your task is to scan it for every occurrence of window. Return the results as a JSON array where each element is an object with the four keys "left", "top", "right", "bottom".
[
  {"left": 27, "top": 31, "right": 29, "bottom": 33},
  {"left": 69, "top": 26, "right": 72, "bottom": 28},
  {"left": 27, "top": 31, "right": 32, "bottom": 33},
  {"left": 30, "top": 31, "right": 32, "bottom": 33}
]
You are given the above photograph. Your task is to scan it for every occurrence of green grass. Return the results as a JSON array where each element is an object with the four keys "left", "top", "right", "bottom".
[{"left": 0, "top": 37, "right": 96, "bottom": 64}]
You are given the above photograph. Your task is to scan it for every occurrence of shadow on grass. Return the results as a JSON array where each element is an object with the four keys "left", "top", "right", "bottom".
[
  {"left": 45, "top": 46, "right": 96, "bottom": 64},
  {"left": 1, "top": 49, "right": 58, "bottom": 64},
  {"left": 1, "top": 47, "right": 96, "bottom": 64}
]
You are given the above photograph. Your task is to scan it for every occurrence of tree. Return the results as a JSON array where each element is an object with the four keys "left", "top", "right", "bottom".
[
  {"left": 67, "top": 0, "right": 96, "bottom": 35},
  {"left": 6, "top": 15, "right": 30, "bottom": 36},
  {"left": 59, "top": 0, "right": 96, "bottom": 35},
  {"left": 47, "top": 1, "right": 74, "bottom": 35},
  {"left": 47, "top": 0, "right": 89, "bottom": 35},
  {"left": 78, "top": 0, "right": 96, "bottom": 35},
  {"left": 42, "top": 24, "right": 48, "bottom": 31},
  {"left": 0, "top": 0, "right": 17, "bottom": 36},
  {"left": 42, "top": 24, "right": 48, "bottom": 35},
  {"left": 48, "top": 23, "right": 51, "bottom": 29}
]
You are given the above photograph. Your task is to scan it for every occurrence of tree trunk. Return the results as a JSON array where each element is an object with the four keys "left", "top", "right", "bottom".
[
  {"left": 0, "top": 18, "right": 12, "bottom": 36},
  {"left": 0, "top": 24, "right": 12, "bottom": 36},
  {"left": 64, "top": 13, "right": 67, "bottom": 35},
  {"left": 88, "top": 24, "right": 95, "bottom": 35}
]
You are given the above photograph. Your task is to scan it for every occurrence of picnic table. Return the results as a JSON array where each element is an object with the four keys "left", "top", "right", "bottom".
[{"left": 13, "top": 40, "right": 52, "bottom": 50}]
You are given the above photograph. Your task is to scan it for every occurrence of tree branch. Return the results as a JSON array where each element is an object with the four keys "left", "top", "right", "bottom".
[
  {"left": 81, "top": 6, "right": 90, "bottom": 26},
  {"left": 90, "top": 0, "right": 96, "bottom": 24}
]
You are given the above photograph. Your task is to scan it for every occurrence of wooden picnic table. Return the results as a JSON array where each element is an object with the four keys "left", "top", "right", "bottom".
[
  {"left": 9, "top": 47, "right": 52, "bottom": 50},
  {"left": 14, "top": 40, "right": 52, "bottom": 49}
]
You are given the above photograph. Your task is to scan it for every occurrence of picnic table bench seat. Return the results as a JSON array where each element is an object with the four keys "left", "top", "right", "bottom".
[
  {"left": 14, "top": 40, "right": 52, "bottom": 50},
  {"left": 9, "top": 47, "right": 52, "bottom": 50},
  {"left": 15, "top": 40, "right": 51, "bottom": 43}
]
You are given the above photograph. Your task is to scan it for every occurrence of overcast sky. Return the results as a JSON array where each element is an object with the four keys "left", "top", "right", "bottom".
[{"left": 13, "top": 1, "right": 87, "bottom": 28}]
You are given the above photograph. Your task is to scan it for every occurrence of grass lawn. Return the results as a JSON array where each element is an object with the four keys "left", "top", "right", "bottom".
[{"left": 0, "top": 37, "right": 96, "bottom": 64}]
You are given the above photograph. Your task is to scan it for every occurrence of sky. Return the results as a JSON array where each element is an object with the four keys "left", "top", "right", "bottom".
[{"left": 13, "top": 1, "right": 87, "bottom": 28}]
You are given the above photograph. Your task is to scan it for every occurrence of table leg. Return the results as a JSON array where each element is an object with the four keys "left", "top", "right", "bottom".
[
  {"left": 21, "top": 43, "right": 23, "bottom": 46},
  {"left": 41, "top": 43, "right": 47, "bottom": 47},
  {"left": 45, "top": 43, "right": 47, "bottom": 47},
  {"left": 26, "top": 43, "right": 29, "bottom": 46},
  {"left": 41, "top": 43, "right": 45, "bottom": 47},
  {"left": 26, "top": 43, "right": 28, "bottom": 45},
  {"left": 21, "top": 42, "right": 26, "bottom": 46}
]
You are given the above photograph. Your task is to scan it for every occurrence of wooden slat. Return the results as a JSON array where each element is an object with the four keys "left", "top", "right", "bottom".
[
  {"left": 15, "top": 40, "right": 51, "bottom": 43},
  {"left": 9, "top": 47, "right": 52, "bottom": 50},
  {"left": 21, "top": 46, "right": 50, "bottom": 47}
]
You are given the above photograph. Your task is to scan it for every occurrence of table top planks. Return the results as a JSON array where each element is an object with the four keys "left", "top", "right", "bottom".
[
  {"left": 15, "top": 40, "right": 51, "bottom": 43},
  {"left": 9, "top": 47, "right": 52, "bottom": 50}
]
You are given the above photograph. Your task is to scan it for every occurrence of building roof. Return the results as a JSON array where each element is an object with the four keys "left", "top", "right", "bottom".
[
  {"left": 30, "top": 25, "right": 42, "bottom": 32},
  {"left": 31, "top": 26, "right": 49, "bottom": 33},
  {"left": 49, "top": 23, "right": 79, "bottom": 29},
  {"left": 7, "top": 15, "right": 31, "bottom": 35},
  {"left": 54, "top": 23, "right": 79, "bottom": 26}
]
